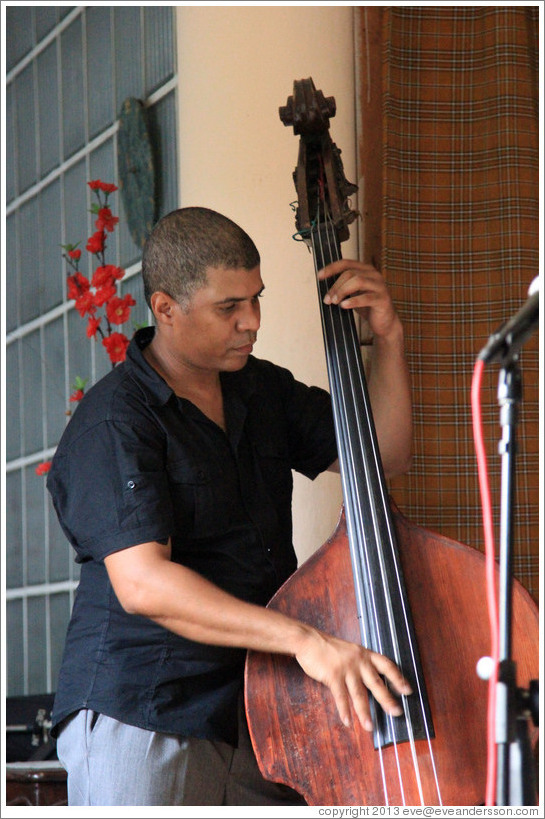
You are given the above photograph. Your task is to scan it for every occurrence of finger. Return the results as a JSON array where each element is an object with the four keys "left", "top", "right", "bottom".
[
  {"left": 354, "top": 653, "right": 413, "bottom": 728},
  {"left": 328, "top": 290, "right": 381, "bottom": 311},
  {"left": 370, "top": 651, "right": 413, "bottom": 697},
  {"left": 322, "top": 266, "right": 384, "bottom": 303},
  {"left": 327, "top": 678, "right": 353, "bottom": 729},
  {"left": 341, "top": 650, "right": 412, "bottom": 732},
  {"left": 363, "top": 674, "right": 405, "bottom": 722},
  {"left": 317, "top": 260, "right": 377, "bottom": 281},
  {"left": 323, "top": 273, "right": 380, "bottom": 307},
  {"left": 354, "top": 662, "right": 402, "bottom": 717},
  {"left": 317, "top": 260, "right": 355, "bottom": 281},
  {"left": 344, "top": 671, "right": 374, "bottom": 731}
]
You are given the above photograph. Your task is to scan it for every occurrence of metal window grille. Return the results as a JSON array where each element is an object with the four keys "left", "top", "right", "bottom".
[{"left": 4, "top": 5, "right": 178, "bottom": 696}]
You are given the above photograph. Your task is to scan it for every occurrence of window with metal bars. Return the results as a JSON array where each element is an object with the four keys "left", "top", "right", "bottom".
[{"left": 4, "top": 5, "right": 179, "bottom": 696}]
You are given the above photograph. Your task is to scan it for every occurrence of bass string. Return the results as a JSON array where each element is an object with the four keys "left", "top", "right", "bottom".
[
  {"left": 312, "top": 213, "right": 404, "bottom": 667},
  {"left": 320, "top": 218, "right": 443, "bottom": 805},
  {"left": 317, "top": 221, "right": 439, "bottom": 806},
  {"left": 318, "top": 215, "right": 442, "bottom": 806},
  {"left": 310, "top": 253, "right": 399, "bottom": 800},
  {"left": 316, "top": 239, "right": 387, "bottom": 661},
  {"left": 310, "top": 217, "right": 400, "bottom": 805},
  {"left": 310, "top": 211, "right": 442, "bottom": 805},
  {"left": 324, "top": 214, "right": 442, "bottom": 806}
]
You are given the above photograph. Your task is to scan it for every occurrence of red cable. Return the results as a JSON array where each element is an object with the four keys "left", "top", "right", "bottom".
[{"left": 471, "top": 358, "right": 500, "bottom": 806}]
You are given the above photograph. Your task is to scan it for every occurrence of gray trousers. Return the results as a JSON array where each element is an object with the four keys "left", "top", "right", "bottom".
[{"left": 56, "top": 699, "right": 307, "bottom": 806}]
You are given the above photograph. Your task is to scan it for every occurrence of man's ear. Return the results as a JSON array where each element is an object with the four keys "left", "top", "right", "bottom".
[{"left": 150, "top": 291, "right": 177, "bottom": 324}]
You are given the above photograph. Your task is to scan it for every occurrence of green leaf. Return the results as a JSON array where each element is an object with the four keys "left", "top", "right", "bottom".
[{"left": 72, "top": 376, "right": 89, "bottom": 391}]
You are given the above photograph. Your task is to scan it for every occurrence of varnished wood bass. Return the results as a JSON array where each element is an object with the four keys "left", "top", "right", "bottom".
[{"left": 245, "top": 78, "right": 539, "bottom": 807}]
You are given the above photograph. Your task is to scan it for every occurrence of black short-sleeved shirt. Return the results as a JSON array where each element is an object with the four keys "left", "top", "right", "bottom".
[{"left": 47, "top": 327, "right": 337, "bottom": 744}]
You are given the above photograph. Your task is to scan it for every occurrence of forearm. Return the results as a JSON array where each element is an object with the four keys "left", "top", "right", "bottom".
[
  {"left": 156, "top": 563, "right": 412, "bottom": 729},
  {"left": 367, "top": 315, "right": 413, "bottom": 477},
  {"left": 106, "top": 542, "right": 311, "bottom": 655},
  {"left": 105, "top": 541, "right": 412, "bottom": 730},
  {"left": 147, "top": 560, "right": 312, "bottom": 654}
]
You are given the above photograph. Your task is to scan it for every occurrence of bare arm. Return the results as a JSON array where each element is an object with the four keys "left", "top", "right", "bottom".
[
  {"left": 105, "top": 539, "right": 412, "bottom": 731},
  {"left": 318, "top": 259, "right": 413, "bottom": 478}
]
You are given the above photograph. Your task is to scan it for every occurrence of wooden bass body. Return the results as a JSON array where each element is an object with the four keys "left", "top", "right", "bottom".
[{"left": 245, "top": 504, "right": 539, "bottom": 806}]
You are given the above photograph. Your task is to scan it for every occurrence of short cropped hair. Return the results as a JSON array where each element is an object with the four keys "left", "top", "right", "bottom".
[{"left": 141, "top": 207, "right": 260, "bottom": 308}]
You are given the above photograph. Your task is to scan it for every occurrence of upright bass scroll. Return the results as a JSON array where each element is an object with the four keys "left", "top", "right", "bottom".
[
  {"left": 244, "top": 78, "right": 539, "bottom": 807},
  {"left": 278, "top": 77, "right": 358, "bottom": 243}
]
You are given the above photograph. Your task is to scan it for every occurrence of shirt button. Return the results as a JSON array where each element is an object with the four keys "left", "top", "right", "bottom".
[{"left": 127, "top": 480, "right": 136, "bottom": 489}]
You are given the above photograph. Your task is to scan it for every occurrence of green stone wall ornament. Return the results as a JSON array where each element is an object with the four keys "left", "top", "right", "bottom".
[{"left": 117, "top": 97, "right": 156, "bottom": 249}]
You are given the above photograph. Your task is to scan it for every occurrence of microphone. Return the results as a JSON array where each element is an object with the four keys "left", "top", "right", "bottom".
[{"left": 478, "top": 277, "right": 539, "bottom": 365}]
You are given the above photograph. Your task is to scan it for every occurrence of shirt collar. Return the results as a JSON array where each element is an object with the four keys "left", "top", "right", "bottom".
[
  {"left": 126, "top": 326, "right": 260, "bottom": 410},
  {"left": 126, "top": 326, "right": 173, "bottom": 406}
]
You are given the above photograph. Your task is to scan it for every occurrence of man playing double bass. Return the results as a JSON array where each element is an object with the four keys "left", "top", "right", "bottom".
[{"left": 47, "top": 207, "right": 413, "bottom": 806}]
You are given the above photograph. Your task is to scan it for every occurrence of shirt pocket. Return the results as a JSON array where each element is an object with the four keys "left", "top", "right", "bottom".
[
  {"left": 167, "top": 457, "right": 228, "bottom": 538},
  {"left": 252, "top": 439, "right": 293, "bottom": 502}
]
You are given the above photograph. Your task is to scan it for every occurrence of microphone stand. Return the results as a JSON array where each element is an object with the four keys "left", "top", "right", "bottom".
[{"left": 493, "top": 349, "right": 539, "bottom": 806}]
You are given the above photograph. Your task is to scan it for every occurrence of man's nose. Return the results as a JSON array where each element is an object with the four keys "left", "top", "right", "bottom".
[{"left": 236, "top": 300, "right": 261, "bottom": 332}]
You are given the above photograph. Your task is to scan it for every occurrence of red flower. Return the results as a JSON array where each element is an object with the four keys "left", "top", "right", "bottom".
[
  {"left": 91, "top": 264, "right": 124, "bottom": 289},
  {"left": 86, "top": 230, "right": 105, "bottom": 254},
  {"left": 35, "top": 461, "right": 52, "bottom": 476},
  {"left": 69, "top": 389, "right": 85, "bottom": 402},
  {"left": 88, "top": 180, "right": 118, "bottom": 194},
  {"left": 103, "top": 332, "right": 129, "bottom": 363},
  {"left": 93, "top": 283, "right": 117, "bottom": 307},
  {"left": 95, "top": 207, "right": 119, "bottom": 233},
  {"left": 106, "top": 294, "right": 136, "bottom": 326},
  {"left": 42, "top": 181, "right": 133, "bottom": 478},
  {"left": 87, "top": 316, "right": 102, "bottom": 338},
  {"left": 74, "top": 291, "right": 96, "bottom": 318},
  {"left": 67, "top": 272, "right": 90, "bottom": 300}
]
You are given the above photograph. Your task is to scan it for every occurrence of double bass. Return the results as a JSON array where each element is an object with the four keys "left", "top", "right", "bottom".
[{"left": 244, "top": 78, "right": 539, "bottom": 806}]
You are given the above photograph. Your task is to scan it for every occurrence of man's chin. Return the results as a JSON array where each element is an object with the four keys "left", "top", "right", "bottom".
[{"left": 222, "top": 353, "right": 251, "bottom": 371}]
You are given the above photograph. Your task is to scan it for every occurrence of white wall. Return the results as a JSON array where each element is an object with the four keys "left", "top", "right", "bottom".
[{"left": 176, "top": 5, "right": 358, "bottom": 563}]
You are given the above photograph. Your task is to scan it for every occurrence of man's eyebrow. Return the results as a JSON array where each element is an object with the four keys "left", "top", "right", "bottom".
[{"left": 214, "top": 285, "right": 265, "bottom": 305}]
